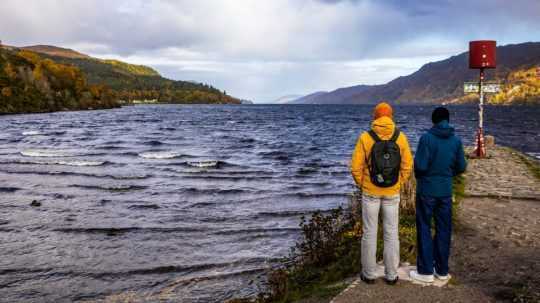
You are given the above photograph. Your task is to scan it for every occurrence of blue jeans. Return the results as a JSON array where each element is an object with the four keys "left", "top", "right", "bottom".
[{"left": 416, "top": 195, "right": 452, "bottom": 275}]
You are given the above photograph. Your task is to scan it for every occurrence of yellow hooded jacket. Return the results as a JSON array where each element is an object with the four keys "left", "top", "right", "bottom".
[{"left": 350, "top": 116, "right": 413, "bottom": 196}]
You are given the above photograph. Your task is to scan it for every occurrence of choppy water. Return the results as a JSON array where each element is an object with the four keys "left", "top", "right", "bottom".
[{"left": 0, "top": 104, "right": 539, "bottom": 302}]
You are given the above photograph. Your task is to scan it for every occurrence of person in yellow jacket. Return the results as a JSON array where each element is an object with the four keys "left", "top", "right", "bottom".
[{"left": 350, "top": 102, "right": 413, "bottom": 285}]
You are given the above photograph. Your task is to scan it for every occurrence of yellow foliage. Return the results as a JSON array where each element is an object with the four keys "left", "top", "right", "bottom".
[
  {"left": 3, "top": 63, "right": 17, "bottom": 79},
  {"left": 1, "top": 87, "right": 12, "bottom": 97},
  {"left": 344, "top": 221, "right": 363, "bottom": 238},
  {"left": 33, "top": 62, "right": 45, "bottom": 82},
  {"left": 491, "top": 67, "right": 540, "bottom": 104},
  {"left": 17, "top": 50, "right": 41, "bottom": 64}
]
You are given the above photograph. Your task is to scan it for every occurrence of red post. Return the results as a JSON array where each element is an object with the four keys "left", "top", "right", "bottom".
[
  {"left": 469, "top": 40, "right": 496, "bottom": 158},
  {"left": 475, "top": 69, "right": 486, "bottom": 157}
]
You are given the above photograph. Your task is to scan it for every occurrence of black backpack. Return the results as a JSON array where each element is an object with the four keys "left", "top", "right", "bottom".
[{"left": 366, "top": 129, "right": 401, "bottom": 187}]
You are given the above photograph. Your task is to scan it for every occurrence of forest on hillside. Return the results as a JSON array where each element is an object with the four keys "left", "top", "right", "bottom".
[
  {"left": 0, "top": 46, "right": 241, "bottom": 114},
  {"left": 490, "top": 67, "right": 540, "bottom": 104},
  {"left": 0, "top": 48, "right": 118, "bottom": 114},
  {"left": 31, "top": 49, "right": 240, "bottom": 104},
  {"left": 449, "top": 67, "right": 540, "bottom": 105}
]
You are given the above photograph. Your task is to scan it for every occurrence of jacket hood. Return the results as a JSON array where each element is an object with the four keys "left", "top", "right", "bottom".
[
  {"left": 429, "top": 120, "right": 455, "bottom": 138},
  {"left": 371, "top": 116, "right": 396, "bottom": 140}
]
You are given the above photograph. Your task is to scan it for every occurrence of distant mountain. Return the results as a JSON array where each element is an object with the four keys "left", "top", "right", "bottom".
[
  {"left": 290, "top": 86, "right": 373, "bottom": 104},
  {"left": 289, "top": 91, "right": 327, "bottom": 104},
  {"left": 273, "top": 94, "right": 303, "bottom": 104},
  {"left": 296, "top": 42, "right": 540, "bottom": 105},
  {"left": 15, "top": 45, "right": 240, "bottom": 104}
]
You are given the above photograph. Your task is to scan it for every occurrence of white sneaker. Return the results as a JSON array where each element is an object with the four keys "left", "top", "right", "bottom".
[
  {"left": 410, "top": 270, "right": 434, "bottom": 283},
  {"left": 434, "top": 272, "right": 450, "bottom": 281}
]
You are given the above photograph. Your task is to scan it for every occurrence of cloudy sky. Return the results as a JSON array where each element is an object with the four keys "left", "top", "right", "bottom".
[{"left": 1, "top": 0, "right": 539, "bottom": 102}]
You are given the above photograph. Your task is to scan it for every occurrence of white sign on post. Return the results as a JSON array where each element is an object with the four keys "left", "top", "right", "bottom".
[{"left": 464, "top": 82, "right": 501, "bottom": 94}]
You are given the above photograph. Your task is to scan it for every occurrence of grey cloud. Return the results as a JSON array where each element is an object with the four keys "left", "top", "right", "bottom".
[
  {"left": 0, "top": 0, "right": 538, "bottom": 101},
  {"left": 2, "top": 0, "right": 538, "bottom": 60}
]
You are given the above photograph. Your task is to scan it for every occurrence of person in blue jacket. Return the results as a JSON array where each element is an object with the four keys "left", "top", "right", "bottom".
[{"left": 410, "top": 107, "right": 467, "bottom": 284}]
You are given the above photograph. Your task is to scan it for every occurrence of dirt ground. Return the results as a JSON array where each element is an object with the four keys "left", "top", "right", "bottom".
[{"left": 328, "top": 146, "right": 540, "bottom": 303}]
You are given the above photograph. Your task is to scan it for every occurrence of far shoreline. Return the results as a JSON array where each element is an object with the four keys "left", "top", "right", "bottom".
[{"left": 2, "top": 102, "right": 539, "bottom": 116}]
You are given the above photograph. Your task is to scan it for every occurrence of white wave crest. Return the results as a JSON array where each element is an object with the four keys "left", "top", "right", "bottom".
[
  {"left": 187, "top": 160, "right": 219, "bottom": 168},
  {"left": 22, "top": 131, "right": 44, "bottom": 136},
  {"left": 21, "top": 149, "right": 75, "bottom": 157},
  {"left": 138, "top": 151, "right": 182, "bottom": 159},
  {"left": 56, "top": 160, "right": 106, "bottom": 166},
  {"left": 11, "top": 159, "right": 106, "bottom": 166}
]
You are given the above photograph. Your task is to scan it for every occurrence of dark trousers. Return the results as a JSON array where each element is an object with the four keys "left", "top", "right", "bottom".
[{"left": 416, "top": 194, "right": 452, "bottom": 275}]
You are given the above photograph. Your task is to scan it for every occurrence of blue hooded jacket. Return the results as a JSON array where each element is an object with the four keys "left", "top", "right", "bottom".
[{"left": 414, "top": 120, "right": 467, "bottom": 197}]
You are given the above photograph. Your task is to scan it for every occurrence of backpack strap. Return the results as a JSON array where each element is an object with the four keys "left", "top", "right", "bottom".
[
  {"left": 390, "top": 128, "right": 400, "bottom": 142},
  {"left": 365, "top": 131, "right": 380, "bottom": 171},
  {"left": 362, "top": 132, "right": 374, "bottom": 168},
  {"left": 367, "top": 130, "right": 381, "bottom": 143}
]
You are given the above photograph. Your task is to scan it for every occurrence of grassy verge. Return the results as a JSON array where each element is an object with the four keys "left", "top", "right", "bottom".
[
  {"left": 452, "top": 175, "right": 466, "bottom": 203},
  {"left": 452, "top": 174, "right": 466, "bottom": 230},
  {"left": 515, "top": 152, "right": 540, "bottom": 181},
  {"left": 499, "top": 146, "right": 540, "bottom": 181}
]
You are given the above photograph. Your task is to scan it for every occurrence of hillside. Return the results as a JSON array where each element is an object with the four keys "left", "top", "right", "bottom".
[
  {"left": 291, "top": 87, "right": 371, "bottom": 104},
  {"left": 0, "top": 48, "right": 118, "bottom": 114},
  {"left": 273, "top": 94, "right": 303, "bottom": 104},
  {"left": 450, "top": 66, "right": 540, "bottom": 105},
  {"left": 292, "top": 42, "right": 540, "bottom": 105},
  {"left": 19, "top": 45, "right": 240, "bottom": 104},
  {"left": 21, "top": 45, "right": 90, "bottom": 59}
]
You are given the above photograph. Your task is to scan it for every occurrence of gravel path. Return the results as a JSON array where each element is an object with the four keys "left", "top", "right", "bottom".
[{"left": 329, "top": 146, "right": 540, "bottom": 303}]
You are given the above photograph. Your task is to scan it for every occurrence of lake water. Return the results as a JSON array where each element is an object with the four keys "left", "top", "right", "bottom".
[{"left": 0, "top": 104, "right": 539, "bottom": 302}]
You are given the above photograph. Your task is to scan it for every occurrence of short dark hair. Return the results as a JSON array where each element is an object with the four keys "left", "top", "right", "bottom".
[{"left": 432, "top": 107, "right": 450, "bottom": 124}]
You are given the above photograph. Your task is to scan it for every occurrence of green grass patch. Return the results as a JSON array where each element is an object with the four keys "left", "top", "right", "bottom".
[
  {"left": 516, "top": 153, "right": 540, "bottom": 181},
  {"left": 452, "top": 175, "right": 466, "bottom": 203},
  {"left": 452, "top": 174, "right": 466, "bottom": 229},
  {"left": 500, "top": 146, "right": 540, "bottom": 181}
]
